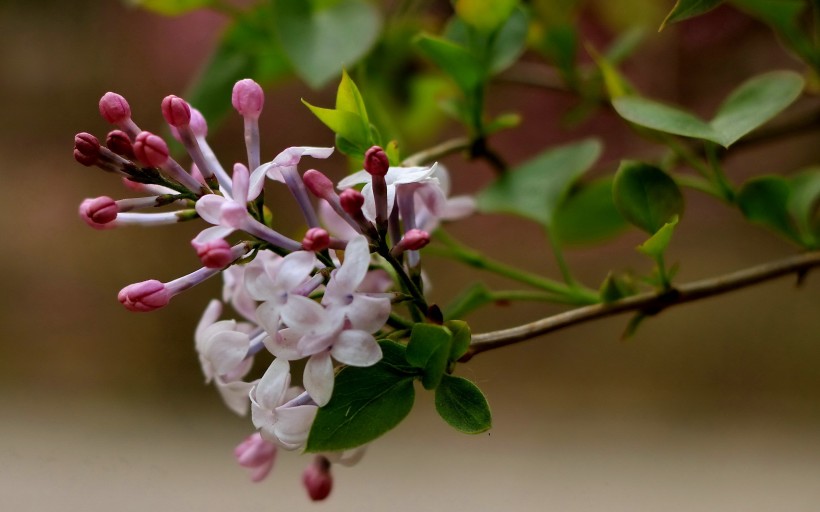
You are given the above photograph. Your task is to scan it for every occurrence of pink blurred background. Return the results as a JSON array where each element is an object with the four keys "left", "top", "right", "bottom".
[{"left": 1, "top": 1, "right": 819, "bottom": 510}]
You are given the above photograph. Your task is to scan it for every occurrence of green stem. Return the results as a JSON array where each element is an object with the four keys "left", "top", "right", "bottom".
[
  {"left": 489, "top": 290, "right": 574, "bottom": 304},
  {"left": 545, "top": 226, "right": 576, "bottom": 288},
  {"left": 673, "top": 174, "right": 724, "bottom": 199},
  {"left": 704, "top": 143, "right": 736, "bottom": 202},
  {"left": 662, "top": 135, "right": 712, "bottom": 180}
]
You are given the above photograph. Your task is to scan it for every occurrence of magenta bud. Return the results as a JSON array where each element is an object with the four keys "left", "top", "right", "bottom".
[
  {"left": 99, "top": 92, "right": 132, "bottom": 124},
  {"left": 364, "top": 146, "right": 389, "bottom": 177},
  {"left": 302, "top": 456, "right": 332, "bottom": 502},
  {"left": 161, "top": 95, "right": 191, "bottom": 128},
  {"left": 73, "top": 132, "right": 100, "bottom": 166},
  {"left": 105, "top": 130, "right": 135, "bottom": 159},
  {"left": 188, "top": 108, "right": 208, "bottom": 138},
  {"left": 133, "top": 131, "right": 169, "bottom": 167},
  {"left": 340, "top": 189, "right": 365, "bottom": 215},
  {"left": 234, "top": 433, "right": 277, "bottom": 483},
  {"left": 192, "top": 238, "right": 234, "bottom": 269},
  {"left": 232, "top": 79, "right": 264, "bottom": 118},
  {"left": 303, "top": 169, "right": 335, "bottom": 199},
  {"left": 118, "top": 279, "right": 170, "bottom": 312},
  {"left": 79, "top": 196, "right": 118, "bottom": 229},
  {"left": 401, "top": 229, "right": 430, "bottom": 251},
  {"left": 302, "top": 227, "right": 330, "bottom": 252}
]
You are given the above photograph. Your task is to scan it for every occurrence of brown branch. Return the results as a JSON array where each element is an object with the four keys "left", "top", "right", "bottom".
[{"left": 462, "top": 251, "right": 820, "bottom": 361}]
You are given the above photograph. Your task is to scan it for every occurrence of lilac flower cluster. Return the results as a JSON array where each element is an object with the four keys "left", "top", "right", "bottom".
[{"left": 72, "top": 78, "right": 474, "bottom": 500}]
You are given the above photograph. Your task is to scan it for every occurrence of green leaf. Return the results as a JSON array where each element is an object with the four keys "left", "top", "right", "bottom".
[
  {"left": 730, "top": 0, "right": 818, "bottom": 70},
  {"left": 435, "top": 375, "right": 492, "bottom": 434},
  {"left": 477, "top": 139, "right": 603, "bottom": 226},
  {"left": 487, "top": 6, "right": 530, "bottom": 74},
  {"left": 484, "top": 112, "right": 522, "bottom": 134},
  {"left": 737, "top": 176, "right": 802, "bottom": 244},
  {"left": 444, "top": 320, "right": 472, "bottom": 361},
  {"left": 613, "top": 71, "right": 804, "bottom": 147},
  {"left": 302, "top": 100, "right": 369, "bottom": 146},
  {"left": 335, "top": 70, "right": 370, "bottom": 127},
  {"left": 306, "top": 341, "right": 417, "bottom": 452},
  {"left": 129, "top": 0, "right": 213, "bottom": 15},
  {"left": 272, "top": 0, "right": 381, "bottom": 89},
  {"left": 788, "top": 169, "right": 820, "bottom": 245},
  {"left": 415, "top": 35, "right": 484, "bottom": 94},
  {"left": 660, "top": 0, "right": 724, "bottom": 30},
  {"left": 406, "top": 324, "right": 452, "bottom": 390},
  {"left": 637, "top": 215, "right": 679, "bottom": 258},
  {"left": 554, "top": 177, "right": 628, "bottom": 245},
  {"left": 455, "top": 0, "right": 519, "bottom": 33},
  {"left": 613, "top": 161, "right": 684, "bottom": 234},
  {"left": 599, "top": 272, "right": 635, "bottom": 303}
]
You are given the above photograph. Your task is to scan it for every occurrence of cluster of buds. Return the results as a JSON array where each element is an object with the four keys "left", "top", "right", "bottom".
[{"left": 73, "top": 78, "right": 474, "bottom": 500}]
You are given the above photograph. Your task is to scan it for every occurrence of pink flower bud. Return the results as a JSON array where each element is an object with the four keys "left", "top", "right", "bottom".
[
  {"left": 234, "top": 433, "right": 277, "bottom": 483},
  {"left": 192, "top": 238, "right": 234, "bottom": 268},
  {"left": 302, "top": 456, "right": 332, "bottom": 502},
  {"left": 400, "top": 229, "right": 430, "bottom": 251},
  {"left": 161, "top": 95, "right": 191, "bottom": 128},
  {"left": 364, "top": 146, "right": 389, "bottom": 177},
  {"left": 188, "top": 108, "right": 208, "bottom": 138},
  {"left": 303, "top": 169, "right": 335, "bottom": 199},
  {"left": 302, "top": 227, "right": 330, "bottom": 252},
  {"left": 79, "top": 196, "right": 118, "bottom": 229},
  {"left": 118, "top": 279, "right": 171, "bottom": 312},
  {"left": 340, "top": 189, "right": 365, "bottom": 215},
  {"left": 133, "top": 131, "right": 169, "bottom": 167},
  {"left": 99, "top": 92, "right": 132, "bottom": 124},
  {"left": 231, "top": 79, "right": 264, "bottom": 118},
  {"left": 105, "top": 130, "right": 135, "bottom": 159},
  {"left": 73, "top": 132, "right": 100, "bottom": 166}
]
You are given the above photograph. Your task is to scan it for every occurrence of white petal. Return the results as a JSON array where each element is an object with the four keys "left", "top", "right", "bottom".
[
  {"left": 195, "top": 300, "right": 222, "bottom": 345},
  {"left": 318, "top": 200, "right": 358, "bottom": 241},
  {"left": 256, "top": 358, "right": 291, "bottom": 410},
  {"left": 205, "top": 330, "right": 250, "bottom": 376},
  {"left": 255, "top": 301, "right": 282, "bottom": 336},
  {"left": 248, "top": 162, "right": 271, "bottom": 200},
  {"left": 195, "top": 194, "right": 228, "bottom": 224},
  {"left": 331, "top": 330, "right": 382, "bottom": 367},
  {"left": 274, "top": 250, "right": 316, "bottom": 291},
  {"left": 442, "top": 195, "right": 476, "bottom": 221},
  {"left": 215, "top": 377, "right": 254, "bottom": 416},
  {"left": 280, "top": 295, "right": 329, "bottom": 333},
  {"left": 273, "top": 404, "right": 318, "bottom": 450},
  {"left": 337, "top": 169, "right": 370, "bottom": 189},
  {"left": 264, "top": 329, "right": 303, "bottom": 360},
  {"left": 331, "top": 235, "right": 369, "bottom": 292},
  {"left": 304, "top": 352, "right": 335, "bottom": 407},
  {"left": 389, "top": 163, "right": 438, "bottom": 185},
  {"left": 343, "top": 294, "right": 391, "bottom": 333},
  {"left": 192, "top": 225, "right": 235, "bottom": 245}
]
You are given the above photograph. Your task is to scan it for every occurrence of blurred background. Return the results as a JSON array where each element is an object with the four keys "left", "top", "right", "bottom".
[{"left": 1, "top": 1, "right": 820, "bottom": 510}]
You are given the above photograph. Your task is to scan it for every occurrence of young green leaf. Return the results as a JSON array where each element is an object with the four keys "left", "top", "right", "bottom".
[
  {"left": 129, "top": 0, "right": 213, "bottom": 16},
  {"left": 301, "top": 101, "right": 369, "bottom": 146},
  {"left": 737, "top": 176, "right": 802, "bottom": 245},
  {"left": 306, "top": 341, "right": 418, "bottom": 452},
  {"left": 660, "top": 0, "right": 725, "bottom": 30},
  {"left": 612, "top": 96, "right": 718, "bottom": 140},
  {"left": 406, "top": 323, "right": 453, "bottom": 390},
  {"left": 415, "top": 35, "right": 484, "bottom": 94},
  {"left": 613, "top": 161, "right": 684, "bottom": 234},
  {"left": 487, "top": 6, "right": 530, "bottom": 74},
  {"left": 599, "top": 272, "right": 635, "bottom": 303},
  {"left": 435, "top": 375, "right": 492, "bottom": 434},
  {"left": 788, "top": 169, "right": 820, "bottom": 246},
  {"left": 477, "top": 139, "right": 603, "bottom": 227},
  {"left": 444, "top": 320, "right": 472, "bottom": 361},
  {"left": 554, "top": 177, "right": 628, "bottom": 245},
  {"left": 272, "top": 0, "right": 382, "bottom": 89},
  {"left": 454, "top": 0, "right": 519, "bottom": 33},
  {"left": 335, "top": 70, "right": 370, "bottom": 127},
  {"left": 637, "top": 215, "right": 679, "bottom": 258}
]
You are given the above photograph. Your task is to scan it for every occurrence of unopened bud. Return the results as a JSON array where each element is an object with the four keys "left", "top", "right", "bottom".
[
  {"left": 105, "top": 130, "right": 135, "bottom": 159},
  {"left": 188, "top": 108, "right": 208, "bottom": 138},
  {"left": 302, "top": 456, "right": 332, "bottom": 502},
  {"left": 73, "top": 132, "right": 100, "bottom": 166},
  {"left": 234, "top": 433, "right": 277, "bottom": 483},
  {"left": 232, "top": 79, "right": 264, "bottom": 118},
  {"left": 192, "top": 238, "right": 234, "bottom": 269},
  {"left": 161, "top": 95, "right": 191, "bottom": 128},
  {"left": 133, "top": 131, "right": 169, "bottom": 167},
  {"left": 391, "top": 229, "right": 430, "bottom": 257},
  {"left": 364, "top": 146, "right": 389, "bottom": 177},
  {"left": 118, "top": 279, "right": 170, "bottom": 312},
  {"left": 302, "top": 227, "right": 330, "bottom": 252},
  {"left": 79, "top": 196, "right": 118, "bottom": 229},
  {"left": 303, "top": 169, "right": 335, "bottom": 199},
  {"left": 340, "top": 189, "right": 365, "bottom": 215},
  {"left": 99, "top": 92, "right": 132, "bottom": 124}
]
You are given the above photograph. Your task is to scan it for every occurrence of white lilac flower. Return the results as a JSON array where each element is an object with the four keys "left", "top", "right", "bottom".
[
  {"left": 415, "top": 163, "right": 475, "bottom": 232},
  {"left": 250, "top": 358, "right": 318, "bottom": 450},
  {"left": 337, "top": 162, "right": 440, "bottom": 222}
]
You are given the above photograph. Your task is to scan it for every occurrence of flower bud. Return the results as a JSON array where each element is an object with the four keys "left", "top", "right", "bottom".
[
  {"left": 302, "top": 227, "right": 330, "bottom": 252},
  {"left": 302, "top": 456, "right": 332, "bottom": 502},
  {"left": 99, "top": 92, "right": 131, "bottom": 124},
  {"left": 161, "top": 95, "right": 191, "bottom": 128},
  {"left": 303, "top": 169, "right": 335, "bottom": 200},
  {"left": 73, "top": 132, "right": 100, "bottom": 166},
  {"left": 192, "top": 238, "right": 234, "bottom": 269},
  {"left": 188, "top": 108, "right": 208, "bottom": 138},
  {"left": 391, "top": 229, "right": 431, "bottom": 257},
  {"left": 234, "top": 433, "right": 277, "bottom": 483},
  {"left": 105, "top": 130, "right": 135, "bottom": 159},
  {"left": 133, "top": 131, "right": 169, "bottom": 167},
  {"left": 340, "top": 189, "right": 365, "bottom": 215},
  {"left": 231, "top": 79, "right": 264, "bottom": 118},
  {"left": 364, "top": 146, "right": 389, "bottom": 177},
  {"left": 79, "top": 196, "right": 118, "bottom": 229},
  {"left": 118, "top": 279, "right": 171, "bottom": 312}
]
